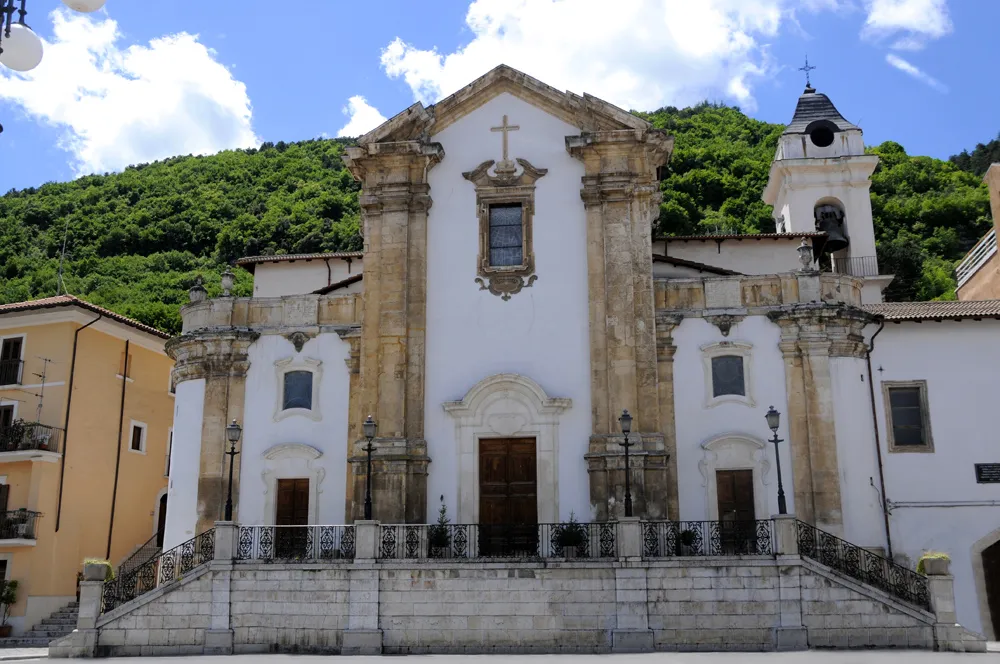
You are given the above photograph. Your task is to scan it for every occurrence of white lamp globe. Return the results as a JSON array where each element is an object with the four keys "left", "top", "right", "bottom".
[
  {"left": 0, "top": 23, "right": 44, "bottom": 72},
  {"left": 61, "top": 0, "right": 106, "bottom": 12}
]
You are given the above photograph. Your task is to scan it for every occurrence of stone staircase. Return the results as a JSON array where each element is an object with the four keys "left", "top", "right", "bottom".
[{"left": 0, "top": 601, "right": 78, "bottom": 648}]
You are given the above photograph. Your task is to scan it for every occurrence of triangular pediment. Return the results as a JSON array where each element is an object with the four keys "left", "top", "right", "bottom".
[{"left": 359, "top": 64, "right": 650, "bottom": 145}]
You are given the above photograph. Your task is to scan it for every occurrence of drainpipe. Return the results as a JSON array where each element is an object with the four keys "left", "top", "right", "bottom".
[
  {"left": 865, "top": 319, "right": 892, "bottom": 559},
  {"left": 106, "top": 339, "right": 129, "bottom": 559},
  {"left": 56, "top": 314, "right": 102, "bottom": 532}
]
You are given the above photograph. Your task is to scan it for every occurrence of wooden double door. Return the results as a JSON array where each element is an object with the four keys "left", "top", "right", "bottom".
[
  {"left": 479, "top": 438, "right": 537, "bottom": 556},
  {"left": 716, "top": 469, "right": 759, "bottom": 554},
  {"left": 275, "top": 478, "right": 309, "bottom": 558}
]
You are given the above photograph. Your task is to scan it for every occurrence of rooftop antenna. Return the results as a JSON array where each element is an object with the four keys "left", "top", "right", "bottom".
[
  {"left": 33, "top": 357, "right": 53, "bottom": 424},
  {"left": 799, "top": 55, "right": 817, "bottom": 89},
  {"left": 56, "top": 216, "right": 70, "bottom": 295}
]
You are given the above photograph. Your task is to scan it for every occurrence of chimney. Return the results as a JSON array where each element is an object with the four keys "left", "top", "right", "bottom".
[{"left": 987, "top": 164, "right": 1000, "bottom": 237}]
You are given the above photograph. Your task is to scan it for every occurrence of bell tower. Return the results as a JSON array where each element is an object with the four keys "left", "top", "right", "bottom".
[{"left": 763, "top": 84, "right": 891, "bottom": 303}]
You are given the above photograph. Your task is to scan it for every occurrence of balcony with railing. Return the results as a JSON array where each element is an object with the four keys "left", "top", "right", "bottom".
[
  {"left": 831, "top": 255, "right": 880, "bottom": 278},
  {"left": 956, "top": 229, "right": 997, "bottom": 289},
  {"left": 0, "top": 509, "right": 41, "bottom": 542},
  {"left": 0, "top": 359, "right": 22, "bottom": 387},
  {"left": 0, "top": 422, "right": 62, "bottom": 456}
]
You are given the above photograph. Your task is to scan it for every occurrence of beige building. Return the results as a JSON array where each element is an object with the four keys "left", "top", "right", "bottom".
[
  {"left": 0, "top": 295, "right": 173, "bottom": 638},
  {"left": 956, "top": 163, "right": 1000, "bottom": 300}
]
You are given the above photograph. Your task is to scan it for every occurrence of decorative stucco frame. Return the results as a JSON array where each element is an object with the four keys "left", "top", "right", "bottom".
[
  {"left": 462, "top": 158, "right": 547, "bottom": 301},
  {"left": 882, "top": 380, "right": 934, "bottom": 453},
  {"left": 700, "top": 340, "right": 756, "bottom": 409},
  {"left": 443, "top": 373, "right": 571, "bottom": 524},
  {"left": 698, "top": 434, "right": 771, "bottom": 520},
  {"left": 273, "top": 356, "right": 322, "bottom": 422},
  {"left": 260, "top": 443, "right": 326, "bottom": 525}
]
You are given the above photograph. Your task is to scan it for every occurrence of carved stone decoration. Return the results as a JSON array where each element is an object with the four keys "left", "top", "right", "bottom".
[
  {"left": 188, "top": 276, "right": 207, "bottom": 304},
  {"left": 463, "top": 157, "right": 547, "bottom": 301},
  {"left": 705, "top": 314, "right": 743, "bottom": 337},
  {"left": 285, "top": 331, "right": 311, "bottom": 353}
]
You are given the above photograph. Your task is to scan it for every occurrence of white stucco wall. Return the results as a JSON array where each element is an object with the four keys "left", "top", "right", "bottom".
[
  {"left": 672, "top": 315, "right": 792, "bottom": 521},
  {"left": 162, "top": 378, "right": 205, "bottom": 550},
  {"left": 423, "top": 92, "right": 592, "bottom": 522},
  {"left": 659, "top": 239, "right": 805, "bottom": 275},
  {"left": 252, "top": 257, "right": 363, "bottom": 298},
  {"left": 870, "top": 320, "right": 1000, "bottom": 638},
  {"left": 237, "top": 333, "right": 352, "bottom": 525},
  {"left": 776, "top": 130, "right": 865, "bottom": 161}
]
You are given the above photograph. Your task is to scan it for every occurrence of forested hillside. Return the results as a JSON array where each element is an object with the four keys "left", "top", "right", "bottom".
[{"left": 0, "top": 106, "right": 993, "bottom": 333}]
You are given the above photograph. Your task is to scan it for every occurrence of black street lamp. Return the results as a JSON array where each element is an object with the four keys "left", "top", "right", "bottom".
[
  {"left": 765, "top": 406, "right": 788, "bottom": 515},
  {"left": 362, "top": 415, "right": 377, "bottom": 520},
  {"left": 618, "top": 409, "right": 634, "bottom": 518},
  {"left": 224, "top": 419, "right": 242, "bottom": 522}
]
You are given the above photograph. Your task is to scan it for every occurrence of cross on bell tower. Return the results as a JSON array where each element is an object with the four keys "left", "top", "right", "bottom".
[{"left": 799, "top": 56, "right": 817, "bottom": 89}]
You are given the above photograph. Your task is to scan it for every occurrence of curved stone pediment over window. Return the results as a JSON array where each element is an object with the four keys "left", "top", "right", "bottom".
[{"left": 443, "top": 373, "right": 571, "bottom": 524}]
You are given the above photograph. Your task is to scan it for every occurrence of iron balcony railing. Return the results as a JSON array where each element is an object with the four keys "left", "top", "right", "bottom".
[
  {"left": 0, "top": 509, "right": 40, "bottom": 540},
  {"left": 235, "top": 525, "right": 355, "bottom": 562},
  {"left": 101, "top": 528, "right": 214, "bottom": 614},
  {"left": 831, "top": 255, "right": 880, "bottom": 278},
  {"left": 956, "top": 229, "right": 997, "bottom": 288},
  {"left": 378, "top": 522, "right": 618, "bottom": 561},
  {"left": 796, "top": 520, "right": 930, "bottom": 611},
  {"left": 0, "top": 359, "right": 22, "bottom": 386},
  {"left": 641, "top": 519, "right": 774, "bottom": 557},
  {"left": 0, "top": 422, "right": 61, "bottom": 454}
]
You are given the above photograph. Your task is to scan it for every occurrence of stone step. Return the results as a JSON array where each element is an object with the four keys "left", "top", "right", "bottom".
[
  {"left": 0, "top": 637, "right": 53, "bottom": 647},
  {"left": 39, "top": 618, "right": 77, "bottom": 625},
  {"left": 24, "top": 630, "right": 72, "bottom": 639}
]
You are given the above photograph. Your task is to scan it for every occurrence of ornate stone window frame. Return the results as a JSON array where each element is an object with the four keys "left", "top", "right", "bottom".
[
  {"left": 259, "top": 443, "right": 326, "bottom": 525},
  {"left": 882, "top": 379, "right": 934, "bottom": 453},
  {"left": 274, "top": 356, "right": 322, "bottom": 422},
  {"left": 462, "top": 158, "right": 547, "bottom": 301},
  {"left": 697, "top": 434, "right": 772, "bottom": 520},
  {"left": 701, "top": 340, "right": 755, "bottom": 409},
  {"left": 443, "top": 373, "right": 570, "bottom": 524}
]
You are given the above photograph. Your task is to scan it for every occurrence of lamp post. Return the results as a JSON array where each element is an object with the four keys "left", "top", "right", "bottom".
[
  {"left": 765, "top": 406, "right": 787, "bottom": 515},
  {"left": 224, "top": 419, "right": 242, "bottom": 521},
  {"left": 1, "top": 0, "right": 106, "bottom": 73},
  {"left": 362, "top": 415, "right": 377, "bottom": 520},
  {"left": 618, "top": 409, "right": 634, "bottom": 518}
]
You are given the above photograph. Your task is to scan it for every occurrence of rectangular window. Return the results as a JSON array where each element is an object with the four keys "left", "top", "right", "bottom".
[
  {"left": 488, "top": 203, "right": 524, "bottom": 267},
  {"left": 885, "top": 381, "right": 932, "bottom": 451},
  {"left": 282, "top": 371, "right": 313, "bottom": 411},
  {"left": 119, "top": 352, "right": 132, "bottom": 378},
  {"left": 129, "top": 423, "right": 146, "bottom": 453},
  {"left": 711, "top": 355, "right": 745, "bottom": 397},
  {"left": 0, "top": 339, "right": 22, "bottom": 386}
]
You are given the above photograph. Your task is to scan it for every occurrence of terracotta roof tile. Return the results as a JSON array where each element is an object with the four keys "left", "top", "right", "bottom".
[
  {"left": 652, "top": 254, "right": 741, "bottom": 276},
  {"left": 312, "top": 273, "right": 364, "bottom": 295},
  {"left": 656, "top": 232, "right": 825, "bottom": 242},
  {"left": 236, "top": 252, "right": 364, "bottom": 274},
  {"left": 863, "top": 300, "right": 1000, "bottom": 322},
  {"left": 0, "top": 295, "right": 170, "bottom": 339}
]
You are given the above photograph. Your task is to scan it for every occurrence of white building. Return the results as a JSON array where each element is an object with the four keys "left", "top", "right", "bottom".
[{"left": 163, "top": 67, "right": 1000, "bottom": 639}]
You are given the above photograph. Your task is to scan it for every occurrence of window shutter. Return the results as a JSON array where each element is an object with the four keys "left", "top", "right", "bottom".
[{"left": 0, "top": 484, "right": 10, "bottom": 513}]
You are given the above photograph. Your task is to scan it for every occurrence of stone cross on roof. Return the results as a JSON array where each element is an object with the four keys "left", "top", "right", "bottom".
[{"left": 491, "top": 114, "right": 519, "bottom": 173}]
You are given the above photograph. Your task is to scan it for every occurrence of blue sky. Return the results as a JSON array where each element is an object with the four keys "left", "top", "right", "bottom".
[{"left": 1, "top": 0, "right": 998, "bottom": 193}]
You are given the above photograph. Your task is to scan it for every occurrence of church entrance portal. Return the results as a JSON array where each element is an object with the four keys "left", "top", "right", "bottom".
[
  {"left": 275, "top": 478, "right": 309, "bottom": 558},
  {"left": 716, "top": 469, "right": 757, "bottom": 554},
  {"left": 479, "top": 438, "right": 537, "bottom": 556},
  {"left": 983, "top": 540, "right": 1000, "bottom": 638}
]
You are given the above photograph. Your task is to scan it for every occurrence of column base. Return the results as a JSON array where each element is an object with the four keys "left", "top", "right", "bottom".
[
  {"left": 204, "top": 628, "right": 234, "bottom": 655},
  {"left": 773, "top": 626, "right": 808, "bottom": 651},
  {"left": 342, "top": 629, "right": 383, "bottom": 655},
  {"left": 612, "top": 629, "right": 654, "bottom": 653}
]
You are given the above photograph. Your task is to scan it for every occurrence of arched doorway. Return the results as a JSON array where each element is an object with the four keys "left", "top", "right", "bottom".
[
  {"left": 156, "top": 494, "right": 167, "bottom": 548},
  {"left": 984, "top": 541, "right": 1000, "bottom": 639}
]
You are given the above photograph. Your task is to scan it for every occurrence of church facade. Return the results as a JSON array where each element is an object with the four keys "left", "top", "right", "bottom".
[{"left": 162, "top": 66, "right": 1000, "bottom": 639}]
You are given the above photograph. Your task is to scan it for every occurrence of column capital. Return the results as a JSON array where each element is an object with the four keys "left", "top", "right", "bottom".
[{"left": 166, "top": 329, "right": 259, "bottom": 387}]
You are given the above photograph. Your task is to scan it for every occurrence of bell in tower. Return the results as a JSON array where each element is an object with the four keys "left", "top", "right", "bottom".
[{"left": 814, "top": 203, "right": 849, "bottom": 253}]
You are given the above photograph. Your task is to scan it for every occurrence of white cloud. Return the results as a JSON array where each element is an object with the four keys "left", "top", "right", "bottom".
[
  {"left": 378, "top": 0, "right": 849, "bottom": 113},
  {"left": 336, "top": 96, "right": 388, "bottom": 138},
  {"left": 885, "top": 53, "right": 947, "bottom": 92},
  {"left": 0, "top": 9, "right": 258, "bottom": 176},
  {"left": 863, "top": 0, "right": 952, "bottom": 49}
]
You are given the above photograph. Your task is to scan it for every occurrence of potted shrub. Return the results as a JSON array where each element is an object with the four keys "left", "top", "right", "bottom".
[
  {"left": 82, "top": 558, "right": 114, "bottom": 582},
  {"left": 556, "top": 512, "right": 587, "bottom": 559},
  {"left": 916, "top": 551, "right": 951, "bottom": 576},
  {"left": 0, "top": 579, "right": 18, "bottom": 638},
  {"left": 677, "top": 529, "right": 698, "bottom": 556},
  {"left": 428, "top": 503, "right": 451, "bottom": 558}
]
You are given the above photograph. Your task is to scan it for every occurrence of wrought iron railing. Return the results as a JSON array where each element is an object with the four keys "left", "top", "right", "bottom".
[
  {"left": 378, "top": 522, "right": 617, "bottom": 561},
  {"left": 116, "top": 532, "right": 161, "bottom": 578},
  {"left": 0, "top": 359, "right": 22, "bottom": 386},
  {"left": 832, "top": 255, "right": 880, "bottom": 278},
  {"left": 0, "top": 422, "right": 61, "bottom": 453},
  {"left": 0, "top": 509, "right": 40, "bottom": 540},
  {"left": 101, "top": 528, "right": 214, "bottom": 614},
  {"left": 642, "top": 520, "right": 773, "bottom": 558},
  {"left": 795, "top": 520, "right": 930, "bottom": 610},
  {"left": 956, "top": 229, "right": 996, "bottom": 288},
  {"left": 235, "top": 525, "right": 355, "bottom": 562}
]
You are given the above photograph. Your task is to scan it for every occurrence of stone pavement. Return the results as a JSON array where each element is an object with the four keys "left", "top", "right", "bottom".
[{"left": 0, "top": 648, "right": 47, "bottom": 661}]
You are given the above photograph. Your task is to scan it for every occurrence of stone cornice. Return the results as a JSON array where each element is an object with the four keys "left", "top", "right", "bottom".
[
  {"left": 166, "top": 328, "right": 260, "bottom": 386},
  {"left": 180, "top": 294, "right": 362, "bottom": 336},
  {"left": 343, "top": 141, "right": 444, "bottom": 183}
]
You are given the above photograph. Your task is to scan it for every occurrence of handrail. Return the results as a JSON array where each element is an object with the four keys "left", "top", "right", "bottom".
[
  {"left": 956, "top": 229, "right": 997, "bottom": 288},
  {"left": 641, "top": 519, "right": 773, "bottom": 557}
]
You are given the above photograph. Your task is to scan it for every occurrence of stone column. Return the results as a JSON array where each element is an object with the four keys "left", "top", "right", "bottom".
[
  {"left": 769, "top": 514, "right": 808, "bottom": 650},
  {"left": 167, "top": 329, "right": 258, "bottom": 536},
  {"left": 342, "top": 564, "right": 382, "bottom": 655},
  {"left": 568, "top": 130, "right": 673, "bottom": 521},
  {"left": 612, "top": 566, "right": 654, "bottom": 652},
  {"left": 926, "top": 558, "right": 988, "bottom": 652},
  {"left": 204, "top": 521, "right": 236, "bottom": 655},
  {"left": 344, "top": 142, "right": 443, "bottom": 524}
]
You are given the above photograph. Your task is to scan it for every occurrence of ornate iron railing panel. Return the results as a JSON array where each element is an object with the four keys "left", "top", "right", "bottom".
[
  {"left": 0, "top": 509, "right": 40, "bottom": 540},
  {"left": 101, "top": 528, "right": 214, "bottom": 614},
  {"left": 235, "top": 525, "right": 356, "bottom": 562},
  {"left": 377, "top": 522, "right": 617, "bottom": 561},
  {"left": 641, "top": 520, "right": 773, "bottom": 558},
  {"left": 796, "top": 520, "right": 930, "bottom": 611}
]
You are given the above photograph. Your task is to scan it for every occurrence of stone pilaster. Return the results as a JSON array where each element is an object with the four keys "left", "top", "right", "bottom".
[
  {"left": 568, "top": 129, "right": 673, "bottom": 520},
  {"left": 337, "top": 328, "right": 362, "bottom": 518},
  {"left": 167, "top": 328, "right": 258, "bottom": 535},
  {"left": 655, "top": 313, "right": 682, "bottom": 520},
  {"left": 344, "top": 141, "right": 443, "bottom": 523}
]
